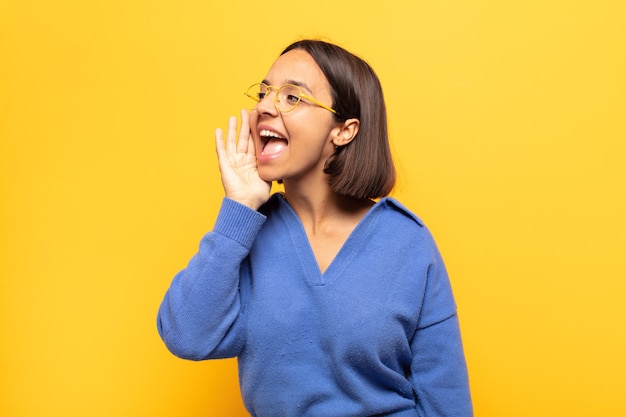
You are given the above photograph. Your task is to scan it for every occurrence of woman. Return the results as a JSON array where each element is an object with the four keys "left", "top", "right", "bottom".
[{"left": 157, "top": 39, "right": 473, "bottom": 417}]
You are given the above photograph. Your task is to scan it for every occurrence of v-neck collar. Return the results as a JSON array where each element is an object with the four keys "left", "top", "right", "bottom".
[{"left": 273, "top": 194, "right": 385, "bottom": 286}]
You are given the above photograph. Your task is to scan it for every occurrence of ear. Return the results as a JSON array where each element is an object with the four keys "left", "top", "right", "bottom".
[{"left": 332, "top": 118, "right": 360, "bottom": 147}]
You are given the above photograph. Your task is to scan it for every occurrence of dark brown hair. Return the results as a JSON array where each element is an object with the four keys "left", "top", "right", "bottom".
[{"left": 281, "top": 40, "right": 396, "bottom": 199}]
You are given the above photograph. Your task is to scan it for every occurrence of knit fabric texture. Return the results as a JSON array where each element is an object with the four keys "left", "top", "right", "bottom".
[{"left": 158, "top": 194, "right": 472, "bottom": 417}]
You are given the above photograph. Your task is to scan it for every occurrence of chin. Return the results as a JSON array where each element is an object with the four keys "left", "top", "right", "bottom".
[{"left": 258, "top": 168, "right": 281, "bottom": 183}]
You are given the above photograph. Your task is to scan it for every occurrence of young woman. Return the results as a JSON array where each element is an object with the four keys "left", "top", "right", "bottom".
[{"left": 157, "top": 39, "right": 473, "bottom": 417}]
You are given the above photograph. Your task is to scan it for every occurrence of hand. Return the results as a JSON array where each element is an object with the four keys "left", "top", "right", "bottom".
[{"left": 215, "top": 110, "right": 271, "bottom": 210}]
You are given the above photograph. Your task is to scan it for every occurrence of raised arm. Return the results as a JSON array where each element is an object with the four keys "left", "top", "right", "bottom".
[
  {"left": 157, "top": 198, "right": 265, "bottom": 360},
  {"left": 157, "top": 111, "right": 270, "bottom": 360}
]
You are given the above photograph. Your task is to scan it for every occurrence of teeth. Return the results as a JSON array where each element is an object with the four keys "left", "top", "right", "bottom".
[{"left": 259, "top": 129, "right": 283, "bottom": 139}]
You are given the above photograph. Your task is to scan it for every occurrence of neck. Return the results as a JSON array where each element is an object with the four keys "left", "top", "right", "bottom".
[{"left": 282, "top": 179, "right": 373, "bottom": 232}]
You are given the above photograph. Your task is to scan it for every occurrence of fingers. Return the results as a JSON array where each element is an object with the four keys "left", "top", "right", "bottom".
[
  {"left": 226, "top": 116, "right": 237, "bottom": 154},
  {"left": 237, "top": 109, "right": 251, "bottom": 154},
  {"left": 215, "top": 111, "right": 255, "bottom": 161},
  {"left": 215, "top": 127, "right": 225, "bottom": 161},
  {"left": 241, "top": 109, "right": 257, "bottom": 156}
]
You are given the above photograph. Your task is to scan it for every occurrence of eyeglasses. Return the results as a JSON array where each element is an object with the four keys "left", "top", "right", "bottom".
[{"left": 244, "top": 83, "right": 337, "bottom": 115}]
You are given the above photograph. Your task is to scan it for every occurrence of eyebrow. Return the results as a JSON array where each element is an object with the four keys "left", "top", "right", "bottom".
[{"left": 262, "top": 79, "right": 313, "bottom": 94}]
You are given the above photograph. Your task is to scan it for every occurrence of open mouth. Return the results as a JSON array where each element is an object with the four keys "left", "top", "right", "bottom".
[{"left": 259, "top": 129, "right": 288, "bottom": 156}]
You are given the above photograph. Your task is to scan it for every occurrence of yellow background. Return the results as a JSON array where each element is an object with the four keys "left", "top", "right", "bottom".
[{"left": 2, "top": 0, "right": 625, "bottom": 416}]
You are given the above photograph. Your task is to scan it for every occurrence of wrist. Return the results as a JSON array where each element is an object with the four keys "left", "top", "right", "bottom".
[{"left": 225, "top": 195, "right": 265, "bottom": 211}]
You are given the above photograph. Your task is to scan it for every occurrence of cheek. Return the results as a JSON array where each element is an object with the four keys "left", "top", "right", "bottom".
[{"left": 286, "top": 113, "right": 335, "bottom": 144}]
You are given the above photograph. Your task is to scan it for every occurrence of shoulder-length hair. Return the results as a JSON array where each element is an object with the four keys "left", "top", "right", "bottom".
[{"left": 281, "top": 40, "right": 396, "bottom": 199}]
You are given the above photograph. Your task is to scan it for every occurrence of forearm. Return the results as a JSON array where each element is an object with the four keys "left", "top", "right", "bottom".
[
  {"left": 157, "top": 198, "right": 266, "bottom": 360},
  {"left": 410, "top": 313, "right": 473, "bottom": 417}
]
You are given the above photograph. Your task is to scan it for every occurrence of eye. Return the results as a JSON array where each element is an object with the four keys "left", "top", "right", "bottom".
[
  {"left": 285, "top": 94, "right": 300, "bottom": 104},
  {"left": 256, "top": 84, "right": 270, "bottom": 101}
]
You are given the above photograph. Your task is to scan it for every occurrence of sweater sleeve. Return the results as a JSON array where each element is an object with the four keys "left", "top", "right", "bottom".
[
  {"left": 157, "top": 198, "right": 266, "bottom": 361},
  {"left": 410, "top": 241, "right": 473, "bottom": 417}
]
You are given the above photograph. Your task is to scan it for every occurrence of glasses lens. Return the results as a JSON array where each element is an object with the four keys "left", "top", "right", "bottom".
[{"left": 276, "top": 85, "right": 301, "bottom": 112}]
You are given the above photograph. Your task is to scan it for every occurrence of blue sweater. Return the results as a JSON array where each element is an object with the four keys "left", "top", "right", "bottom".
[{"left": 158, "top": 194, "right": 472, "bottom": 417}]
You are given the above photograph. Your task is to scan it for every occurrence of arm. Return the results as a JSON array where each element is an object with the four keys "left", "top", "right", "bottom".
[
  {"left": 410, "top": 313, "right": 473, "bottom": 417},
  {"left": 157, "top": 198, "right": 265, "bottom": 360},
  {"left": 410, "top": 242, "right": 473, "bottom": 416},
  {"left": 157, "top": 111, "right": 271, "bottom": 360}
]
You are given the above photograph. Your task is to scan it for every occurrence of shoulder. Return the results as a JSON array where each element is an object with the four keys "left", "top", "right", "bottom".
[
  {"left": 370, "top": 198, "right": 443, "bottom": 254},
  {"left": 375, "top": 197, "right": 425, "bottom": 227}
]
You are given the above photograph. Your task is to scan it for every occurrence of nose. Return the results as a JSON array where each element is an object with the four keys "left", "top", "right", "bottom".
[{"left": 255, "top": 88, "right": 279, "bottom": 116}]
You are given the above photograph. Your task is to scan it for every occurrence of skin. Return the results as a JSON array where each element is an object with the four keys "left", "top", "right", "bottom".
[{"left": 215, "top": 49, "right": 373, "bottom": 273}]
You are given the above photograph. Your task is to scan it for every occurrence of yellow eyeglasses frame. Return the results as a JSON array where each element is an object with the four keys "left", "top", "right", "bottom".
[{"left": 244, "top": 82, "right": 338, "bottom": 115}]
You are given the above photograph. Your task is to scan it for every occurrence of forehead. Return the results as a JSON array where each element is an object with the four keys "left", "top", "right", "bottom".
[{"left": 264, "top": 49, "right": 329, "bottom": 93}]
